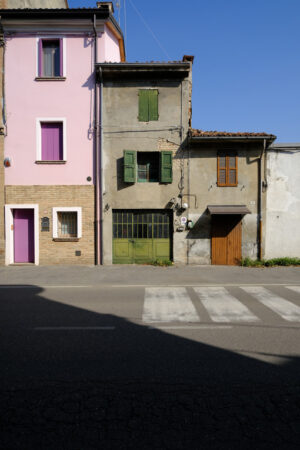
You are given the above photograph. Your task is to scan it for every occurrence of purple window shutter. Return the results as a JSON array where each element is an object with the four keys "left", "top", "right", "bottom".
[
  {"left": 59, "top": 38, "right": 63, "bottom": 76},
  {"left": 38, "top": 39, "right": 43, "bottom": 76},
  {"left": 41, "top": 123, "right": 63, "bottom": 161}
]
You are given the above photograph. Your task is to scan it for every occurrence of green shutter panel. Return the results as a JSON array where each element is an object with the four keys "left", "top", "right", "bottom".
[
  {"left": 138, "top": 90, "right": 149, "bottom": 122},
  {"left": 124, "top": 150, "right": 136, "bottom": 183},
  {"left": 148, "top": 89, "right": 158, "bottom": 121},
  {"left": 160, "top": 151, "right": 173, "bottom": 183}
]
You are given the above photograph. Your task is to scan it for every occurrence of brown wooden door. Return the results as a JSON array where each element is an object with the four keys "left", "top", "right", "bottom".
[{"left": 211, "top": 215, "right": 242, "bottom": 265}]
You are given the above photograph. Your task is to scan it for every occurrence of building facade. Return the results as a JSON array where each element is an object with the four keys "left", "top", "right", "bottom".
[
  {"left": 187, "top": 130, "right": 276, "bottom": 265},
  {"left": 265, "top": 143, "right": 300, "bottom": 259},
  {"left": 1, "top": 4, "right": 124, "bottom": 265},
  {"left": 96, "top": 59, "right": 193, "bottom": 265}
]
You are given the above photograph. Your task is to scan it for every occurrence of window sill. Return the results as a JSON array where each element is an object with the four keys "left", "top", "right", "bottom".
[
  {"left": 35, "top": 77, "right": 66, "bottom": 81},
  {"left": 36, "top": 160, "right": 66, "bottom": 165},
  {"left": 53, "top": 238, "right": 79, "bottom": 242}
]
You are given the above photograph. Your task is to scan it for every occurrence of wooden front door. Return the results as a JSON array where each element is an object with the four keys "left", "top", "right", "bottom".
[{"left": 211, "top": 215, "right": 242, "bottom": 265}]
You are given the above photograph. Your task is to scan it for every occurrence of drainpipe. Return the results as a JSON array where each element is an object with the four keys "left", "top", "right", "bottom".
[
  {"left": 93, "top": 14, "right": 101, "bottom": 265},
  {"left": 258, "top": 139, "right": 266, "bottom": 260},
  {"left": 178, "top": 81, "right": 184, "bottom": 201},
  {"left": 99, "top": 65, "right": 104, "bottom": 265}
]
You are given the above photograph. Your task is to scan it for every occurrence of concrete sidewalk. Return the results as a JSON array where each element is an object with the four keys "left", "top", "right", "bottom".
[{"left": 0, "top": 264, "right": 299, "bottom": 286}]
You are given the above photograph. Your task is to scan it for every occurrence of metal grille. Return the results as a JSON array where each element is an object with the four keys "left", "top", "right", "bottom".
[
  {"left": 113, "top": 211, "right": 170, "bottom": 239},
  {"left": 58, "top": 212, "right": 77, "bottom": 237}
]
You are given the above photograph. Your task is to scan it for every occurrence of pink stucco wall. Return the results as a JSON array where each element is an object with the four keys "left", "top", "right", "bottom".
[
  {"left": 4, "top": 31, "right": 120, "bottom": 185},
  {"left": 103, "top": 25, "right": 121, "bottom": 62}
]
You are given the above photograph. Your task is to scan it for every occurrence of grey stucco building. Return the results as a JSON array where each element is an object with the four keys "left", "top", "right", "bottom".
[{"left": 96, "top": 58, "right": 193, "bottom": 265}]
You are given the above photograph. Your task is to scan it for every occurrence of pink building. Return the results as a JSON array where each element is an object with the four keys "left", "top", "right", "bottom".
[{"left": 1, "top": 2, "right": 124, "bottom": 265}]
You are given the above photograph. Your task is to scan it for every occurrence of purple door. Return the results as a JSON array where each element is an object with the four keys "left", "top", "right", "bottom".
[{"left": 13, "top": 209, "right": 35, "bottom": 263}]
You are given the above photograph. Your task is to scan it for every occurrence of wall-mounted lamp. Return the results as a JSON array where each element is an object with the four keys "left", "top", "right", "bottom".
[
  {"left": 182, "top": 202, "right": 189, "bottom": 210},
  {"left": 4, "top": 157, "right": 11, "bottom": 168}
]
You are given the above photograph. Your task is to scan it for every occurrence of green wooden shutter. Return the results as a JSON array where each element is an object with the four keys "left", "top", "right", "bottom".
[
  {"left": 160, "top": 151, "right": 173, "bottom": 183},
  {"left": 148, "top": 89, "right": 158, "bottom": 121},
  {"left": 124, "top": 150, "right": 136, "bottom": 183},
  {"left": 138, "top": 90, "right": 149, "bottom": 122}
]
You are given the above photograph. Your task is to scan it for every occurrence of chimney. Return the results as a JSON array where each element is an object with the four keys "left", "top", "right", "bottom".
[
  {"left": 97, "top": 2, "right": 114, "bottom": 13},
  {"left": 183, "top": 55, "right": 194, "bottom": 64}
]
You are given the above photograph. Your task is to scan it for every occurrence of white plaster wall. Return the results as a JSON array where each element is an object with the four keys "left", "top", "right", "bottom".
[{"left": 265, "top": 149, "right": 300, "bottom": 258}]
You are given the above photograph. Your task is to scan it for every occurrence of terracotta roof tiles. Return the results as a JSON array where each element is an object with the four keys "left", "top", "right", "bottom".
[{"left": 191, "top": 129, "right": 276, "bottom": 138}]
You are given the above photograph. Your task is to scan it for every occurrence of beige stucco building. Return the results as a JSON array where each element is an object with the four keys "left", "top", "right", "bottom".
[{"left": 187, "top": 130, "right": 276, "bottom": 265}]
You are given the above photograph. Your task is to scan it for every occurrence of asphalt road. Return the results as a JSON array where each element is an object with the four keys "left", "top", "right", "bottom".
[{"left": 0, "top": 266, "right": 299, "bottom": 449}]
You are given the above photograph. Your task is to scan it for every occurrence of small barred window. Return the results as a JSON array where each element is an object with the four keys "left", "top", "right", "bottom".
[{"left": 57, "top": 212, "right": 78, "bottom": 237}]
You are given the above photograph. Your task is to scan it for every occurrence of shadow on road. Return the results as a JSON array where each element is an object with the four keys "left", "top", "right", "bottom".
[{"left": 0, "top": 285, "right": 299, "bottom": 449}]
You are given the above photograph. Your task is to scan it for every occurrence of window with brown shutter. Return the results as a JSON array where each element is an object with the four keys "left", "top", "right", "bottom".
[{"left": 217, "top": 153, "right": 238, "bottom": 186}]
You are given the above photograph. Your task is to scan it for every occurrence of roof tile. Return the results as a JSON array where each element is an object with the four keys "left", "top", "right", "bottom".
[{"left": 191, "top": 129, "right": 276, "bottom": 138}]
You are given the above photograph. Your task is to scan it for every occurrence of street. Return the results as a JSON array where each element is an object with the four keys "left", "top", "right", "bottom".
[{"left": 0, "top": 266, "right": 299, "bottom": 449}]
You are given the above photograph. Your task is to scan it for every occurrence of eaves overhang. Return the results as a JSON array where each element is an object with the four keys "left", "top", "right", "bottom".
[
  {"left": 207, "top": 205, "right": 251, "bottom": 215},
  {"left": 189, "top": 131, "right": 276, "bottom": 144},
  {"left": 0, "top": 8, "right": 112, "bottom": 20},
  {"left": 95, "top": 62, "right": 190, "bottom": 81}
]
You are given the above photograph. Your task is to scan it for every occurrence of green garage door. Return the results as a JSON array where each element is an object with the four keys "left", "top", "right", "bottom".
[{"left": 113, "top": 210, "right": 172, "bottom": 264}]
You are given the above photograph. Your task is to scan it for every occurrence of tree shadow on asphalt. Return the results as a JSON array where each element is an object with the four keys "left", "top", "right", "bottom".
[{"left": 0, "top": 285, "right": 299, "bottom": 450}]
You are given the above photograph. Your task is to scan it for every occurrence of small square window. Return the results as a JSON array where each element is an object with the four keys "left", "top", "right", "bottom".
[
  {"left": 58, "top": 212, "right": 77, "bottom": 237},
  {"left": 137, "top": 152, "right": 159, "bottom": 182},
  {"left": 53, "top": 207, "right": 82, "bottom": 239},
  {"left": 123, "top": 150, "right": 172, "bottom": 183},
  {"left": 38, "top": 39, "right": 63, "bottom": 78}
]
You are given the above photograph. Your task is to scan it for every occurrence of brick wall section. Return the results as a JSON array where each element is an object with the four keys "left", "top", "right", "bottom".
[{"left": 5, "top": 186, "right": 95, "bottom": 265}]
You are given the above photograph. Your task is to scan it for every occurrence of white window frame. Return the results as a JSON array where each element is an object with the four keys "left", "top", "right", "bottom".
[
  {"left": 52, "top": 207, "right": 82, "bottom": 239},
  {"left": 36, "top": 118, "right": 67, "bottom": 161},
  {"left": 5, "top": 204, "right": 39, "bottom": 266},
  {"left": 36, "top": 36, "right": 66, "bottom": 78}
]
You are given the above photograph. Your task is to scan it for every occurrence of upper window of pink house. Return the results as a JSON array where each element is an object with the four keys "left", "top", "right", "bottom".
[{"left": 38, "top": 38, "right": 63, "bottom": 78}]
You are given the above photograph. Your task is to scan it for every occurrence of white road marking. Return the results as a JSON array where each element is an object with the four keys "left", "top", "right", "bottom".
[
  {"left": 0, "top": 283, "right": 298, "bottom": 289},
  {"left": 148, "top": 325, "right": 232, "bottom": 330},
  {"left": 34, "top": 326, "right": 116, "bottom": 330},
  {"left": 286, "top": 286, "right": 300, "bottom": 294},
  {"left": 142, "top": 287, "right": 200, "bottom": 323},
  {"left": 242, "top": 286, "right": 300, "bottom": 322},
  {"left": 194, "top": 287, "right": 259, "bottom": 322}
]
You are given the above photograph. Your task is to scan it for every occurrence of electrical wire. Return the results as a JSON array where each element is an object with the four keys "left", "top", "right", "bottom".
[{"left": 128, "top": 0, "right": 171, "bottom": 60}]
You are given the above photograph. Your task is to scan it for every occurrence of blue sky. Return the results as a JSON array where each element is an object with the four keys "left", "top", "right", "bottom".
[{"left": 69, "top": 0, "right": 300, "bottom": 142}]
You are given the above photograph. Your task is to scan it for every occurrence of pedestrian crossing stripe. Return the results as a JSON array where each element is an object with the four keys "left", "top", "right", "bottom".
[
  {"left": 241, "top": 286, "right": 300, "bottom": 322},
  {"left": 286, "top": 286, "right": 300, "bottom": 294},
  {"left": 143, "top": 287, "right": 200, "bottom": 323},
  {"left": 194, "top": 287, "right": 259, "bottom": 322},
  {"left": 142, "top": 286, "right": 300, "bottom": 324}
]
